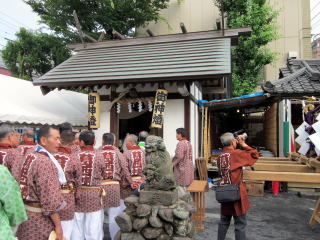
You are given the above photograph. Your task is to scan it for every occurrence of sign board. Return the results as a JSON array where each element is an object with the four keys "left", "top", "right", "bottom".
[
  {"left": 88, "top": 92, "right": 100, "bottom": 129},
  {"left": 151, "top": 89, "right": 168, "bottom": 128}
]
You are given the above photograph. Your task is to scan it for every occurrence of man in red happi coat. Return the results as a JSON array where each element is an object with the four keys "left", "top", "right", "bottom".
[
  {"left": 71, "top": 130, "right": 106, "bottom": 240},
  {"left": 122, "top": 134, "right": 146, "bottom": 199},
  {"left": 217, "top": 132, "right": 259, "bottom": 240},
  {"left": 13, "top": 129, "right": 37, "bottom": 181},
  {"left": 58, "top": 122, "right": 80, "bottom": 154},
  {"left": 0, "top": 124, "right": 22, "bottom": 181},
  {"left": 53, "top": 130, "right": 82, "bottom": 240},
  {"left": 99, "top": 133, "right": 129, "bottom": 240},
  {"left": 172, "top": 128, "right": 194, "bottom": 187},
  {"left": 16, "top": 126, "right": 66, "bottom": 240},
  {"left": 17, "top": 128, "right": 36, "bottom": 156}
]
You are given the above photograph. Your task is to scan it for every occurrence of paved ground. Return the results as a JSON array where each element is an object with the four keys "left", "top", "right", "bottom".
[
  {"left": 103, "top": 190, "right": 320, "bottom": 240},
  {"left": 196, "top": 190, "right": 320, "bottom": 240}
]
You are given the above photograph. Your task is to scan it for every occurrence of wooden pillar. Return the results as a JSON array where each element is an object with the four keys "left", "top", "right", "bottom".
[
  {"left": 158, "top": 127, "right": 164, "bottom": 138},
  {"left": 200, "top": 107, "right": 204, "bottom": 157},
  {"left": 276, "top": 102, "right": 280, "bottom": 157},
  {"left": 184, "top": 97, "right": 190, "bottom": 140},
  {"left": 150, "top": 127, "right": 163, "bottom": 137},
  {"left": 110, "top": 85, "right": 119, "bottom": 142}
]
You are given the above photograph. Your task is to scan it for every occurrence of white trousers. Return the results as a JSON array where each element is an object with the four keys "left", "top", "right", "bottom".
[
  {"left": 71, "top": 209, "right": 104, "bottom": 240},
  {"left": 61, "top": 219, "right": 75, "bottom": 240},
  {"left": 105, "top": 200, "right": 126, "bottom": 240}
]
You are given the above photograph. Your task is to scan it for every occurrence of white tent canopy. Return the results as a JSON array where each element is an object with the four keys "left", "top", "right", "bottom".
[{"left": 0, "top": 74, "right": 88, "bottom": 126}]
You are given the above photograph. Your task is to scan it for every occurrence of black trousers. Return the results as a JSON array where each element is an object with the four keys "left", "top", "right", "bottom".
[{"left": 217, "top": 214, "right": 247, "bottom": 240}]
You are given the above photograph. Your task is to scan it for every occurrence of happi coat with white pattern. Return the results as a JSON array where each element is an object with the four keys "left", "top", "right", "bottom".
[
  {"left": 75, "top": 146, "right": 106, "bottom": 213},
  {"left": 99, "top": 145, "right": 122, "bottom": 208},
  {"left": 16, "top": 151, "right": 66, "bottom": 240},
  {"left": 217, "top": 146, "right": 259, "bottom": 216},
  {"left": 54, "top": 146, "right": 82, "bottom": 220},
  {"left": 0, "top": 143, "right": 22, "bottom": 182},
  {"left": 122, "top": 145, "right": 146, "bottom": 199}
]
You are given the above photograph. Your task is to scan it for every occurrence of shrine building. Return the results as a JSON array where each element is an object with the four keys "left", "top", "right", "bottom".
[{"left": 34, "top": 27, "right": 250, "bottom": 157}]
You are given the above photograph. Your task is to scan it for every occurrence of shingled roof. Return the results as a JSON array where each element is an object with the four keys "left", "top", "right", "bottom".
[
  {"left": 262, "top": 59, "right": 320, "bottom": 97},
  {"left": 34, "top": 28, "right": 251, "bottom": 89}
]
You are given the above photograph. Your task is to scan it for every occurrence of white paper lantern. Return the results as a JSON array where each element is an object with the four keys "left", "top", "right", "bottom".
[
  {"left": 116, "top": 103, "right": 121, "bottom": 113},
  {"left": 128, "top": 102, "right": 132, "bottom": 113},
  {"left": 148, "top": 100, "right": 153, "bottom": 112},
  {"left": 138, "top": 101, "right": 143, "bottom": 112}
]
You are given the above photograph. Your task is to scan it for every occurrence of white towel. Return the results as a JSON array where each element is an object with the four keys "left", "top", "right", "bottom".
[{"left": 35, "top": 145, "right": 67, "bottom": 184}]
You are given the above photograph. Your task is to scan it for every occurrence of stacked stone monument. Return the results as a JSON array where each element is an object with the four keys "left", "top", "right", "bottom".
[{"left": 115, "top": 135, "right": 195, "bottom": 240}]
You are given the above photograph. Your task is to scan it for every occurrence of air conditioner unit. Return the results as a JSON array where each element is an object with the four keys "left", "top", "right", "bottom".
[{"left": 288, "top": 51, "right": 298, "bottom": 59}]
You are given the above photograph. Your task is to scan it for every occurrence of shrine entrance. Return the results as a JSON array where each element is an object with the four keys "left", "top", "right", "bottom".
[{"left": 119, "top": 111, "right": 153, "bottom": 142}]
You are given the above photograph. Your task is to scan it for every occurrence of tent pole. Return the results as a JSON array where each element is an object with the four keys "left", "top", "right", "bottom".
[{"left": 201, "top": 106, "right": 205, "bottom": 157}]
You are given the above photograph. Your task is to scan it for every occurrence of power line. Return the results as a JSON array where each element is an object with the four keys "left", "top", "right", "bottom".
[
  {"left": 1, "top": 30, "right": 16, "bottom": 36},
  {"left": 0, "top": 35, "right": 13, "bottom": 41},
  {"left": 0, "top": 18, "right": 21, "bottom": 30},
  {"left": 312, "top": 17, "right": 320, "bottom": 28},
  {"left": 311, "top": 11, "right": 320, "bottom": 21},
  {"left": 0, "top": 16, "right": 22, "bottom": 28},
  {"left": 0, "top": 10, "right": 33, "bottom": 29},
  {"left": 0, "top": 17, "right": 20, "bottom": 29},
  {"left": 0, "top": 21, "right": 20, "bottom": 31},
  {"left": 0, "top": 28, "right": 18, "bottom": 38},
  {"left": 0, "top": 19, "right": 24, "bottom": 40},
  {"left": 311, "top": 1, "right": 320, "bottom": 12},
  {"left": 0, "top": 29, "right": 16, "bottom": 38}
]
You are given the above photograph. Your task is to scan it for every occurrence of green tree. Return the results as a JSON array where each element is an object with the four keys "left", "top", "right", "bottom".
[
  {"left": 2, "top": 28, "right": 71, "bottom": 80},
  {"left": 214, "top": 0, "right": 279, "bottom": 96},
  {"left": 25, "top": 0, "right": 169, "bottom": 41}
]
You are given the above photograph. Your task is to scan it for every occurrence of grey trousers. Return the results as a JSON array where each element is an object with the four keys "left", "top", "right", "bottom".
[{"left": 217, "top": 214, "right": 247, "bottom": 240}]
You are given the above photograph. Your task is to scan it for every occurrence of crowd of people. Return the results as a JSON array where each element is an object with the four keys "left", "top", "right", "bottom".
[{"left": 0, "top": 123, "right": 194, "bottom": 240}]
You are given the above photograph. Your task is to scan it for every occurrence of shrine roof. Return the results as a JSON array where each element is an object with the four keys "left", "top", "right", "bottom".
[
  {"left": 262, "top": 59, "right": 320, "bottom": 97},
  {"left": 33, "top": 27, "right": 250, "bottom": 89}
]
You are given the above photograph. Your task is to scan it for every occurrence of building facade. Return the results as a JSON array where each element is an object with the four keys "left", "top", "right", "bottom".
[{"left": 137, "top": 0, "right": 312, "bottom": 83}]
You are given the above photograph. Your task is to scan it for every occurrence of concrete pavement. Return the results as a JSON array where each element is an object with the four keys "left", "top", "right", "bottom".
[
  {"left": 103, "top": 190, "right": 320, "bottom": 239},
  {"left": 197, "top": 190, "right": 320, "bottom": 240}
]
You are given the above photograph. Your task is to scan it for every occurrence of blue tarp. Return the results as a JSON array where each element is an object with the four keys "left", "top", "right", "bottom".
[{"left": 198, "top": 92, "right": 265, "bottom": 107}]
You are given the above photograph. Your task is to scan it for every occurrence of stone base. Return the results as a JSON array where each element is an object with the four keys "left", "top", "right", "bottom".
[{"left": 139, "top": 189, "right": 178, "bottom": 206}]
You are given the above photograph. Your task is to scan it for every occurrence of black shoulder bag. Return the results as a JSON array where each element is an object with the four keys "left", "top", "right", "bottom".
[{"left": 215, "top": 153, "right": 240, "bottom": 203}]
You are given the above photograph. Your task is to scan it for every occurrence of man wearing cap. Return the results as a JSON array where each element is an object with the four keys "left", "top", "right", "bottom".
[
  {"left": 71, "top": 130, "right": 106, "bottom": 240},
  {"left": 53, "top": 130, "right": 82, "bottom": 240},
  {"left": 16, "top": 125, "right": 66, "bottom": 240}
]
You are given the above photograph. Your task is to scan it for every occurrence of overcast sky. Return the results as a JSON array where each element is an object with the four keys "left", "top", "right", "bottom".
[
  {"left": 311, "top": 0, "right": 320, "bottom": 37},
  {"left": 0, "top": 0, "right": 44, "bottom": 49},
  {"left": 0, "top": 0, "right": 320, "bottom": 50}
]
